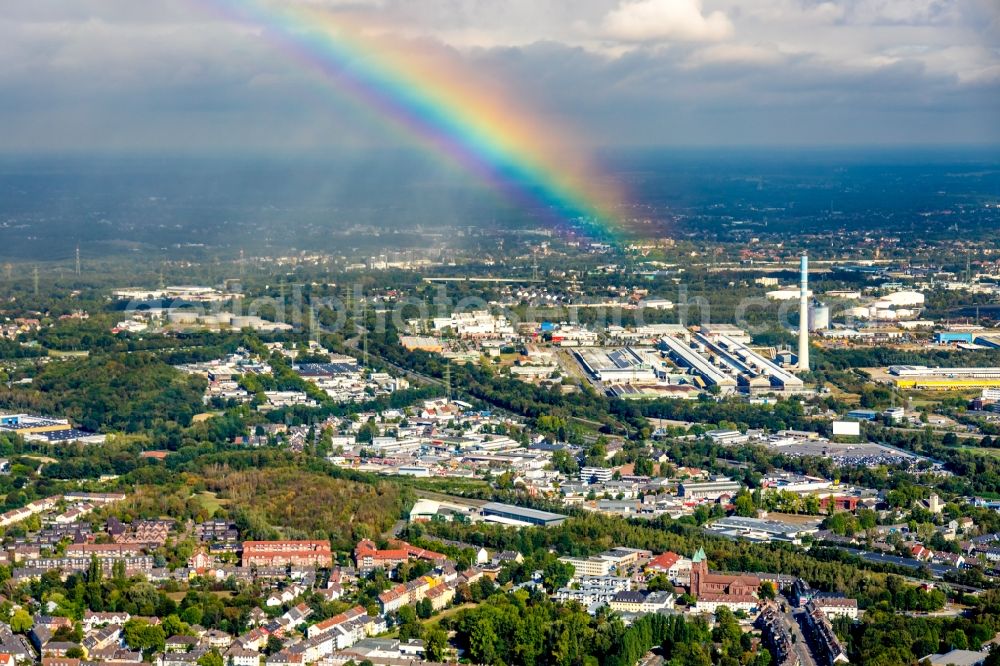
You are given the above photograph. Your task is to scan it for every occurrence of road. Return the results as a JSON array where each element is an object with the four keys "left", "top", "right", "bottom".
[
  {"left": 900, "top": 603, "right": 969, "bottom": 618},
  {"left": 888, "top": 425, "right": 982, "bottom": 440},
  {"left": 778, "top": 597, "right": 819, "bottom": 666},
  {"left": 837, "top": 547, "right": 954, "bottom": 577},
  {"left": 638, "top": 650, "right": 665, "bottom": 666}
]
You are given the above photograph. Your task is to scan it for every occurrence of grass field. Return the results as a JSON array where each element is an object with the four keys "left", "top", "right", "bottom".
[
  {"left": 194, "top": 491, "right": 228, "bottom": 515},
  {"left": 957, "top": 446, "right": 1000, "bottom": 459},
  {"left": 24, "top": 454, "right": 58, "bottom": 464}
]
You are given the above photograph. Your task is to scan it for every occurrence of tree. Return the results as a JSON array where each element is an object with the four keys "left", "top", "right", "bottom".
[
  {"left": 647, "top": 574, "right": 673, "bottom": 592},
  {"left": 357, "top": 420, "right": 380, "bottom": 443},
  {"left": 416, "top": 598, "right": 433, "bottom": 620},
  {"left": 758, "top": 582, "right": 776, "bottom": 601},
  {"left": 123, "top": 619, "right": 166, "bottom": 655},
  {"left": 948, "top": 629, "right": 969, "bottom": 650},
  {"left": 469, "top": 617, "right": 499, "bottom": 665},
  {"left": 712, "top": 607, "right": 742, "bottom": 646},
  {"left": 162, "top": 614, "right": 189, "bottom": 638},
  {"left": 10, "top": 609, "right": 32, "bottom": 633},
  {"left": 634, "top": 457, "right": 654, "bottom": 476},
  {"left": 542, "top": 559, "right": 575, "bottom": 593},
  {"left": 265, "top": 635, "right": 284, "bottom": 655},
  {"left": 397, "top": 605, "right": 423, "bottom": 641},
  {"left": 424, "top": 626, "right": 448, "bottom": 662},
  {"left": 181, "top": 606, "right": 203, "bottom": 626},
  {"left": 551, "top": 449, "right": 580, "bottom": 476},
  {"left": 734, "top": 492, "right": 757, "bottom": 518},
  {"left": 670, "top": 642, "right": 712, "bottom": 666},
  {"left": 197, "top": 650, "right": 224, "bottom": 666}
]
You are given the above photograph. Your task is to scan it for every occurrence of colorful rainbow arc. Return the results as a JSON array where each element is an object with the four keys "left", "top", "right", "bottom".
[{"left": 199, "top": 0, "right": 624, "bottom": 237}]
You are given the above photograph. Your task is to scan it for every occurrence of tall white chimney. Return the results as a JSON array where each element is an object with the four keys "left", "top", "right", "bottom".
[{"left": 798, "top": 254, "right": 810, "bottom": 372}]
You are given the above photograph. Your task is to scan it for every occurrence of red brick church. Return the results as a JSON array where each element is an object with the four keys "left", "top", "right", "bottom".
[{"left": 689, "top": 547, "right": 760, "bottom": 597}]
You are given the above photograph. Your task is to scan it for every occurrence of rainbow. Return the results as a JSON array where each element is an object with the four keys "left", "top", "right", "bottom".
[{"left": 198, "top": 0, "right": 624, "bottom": 236}]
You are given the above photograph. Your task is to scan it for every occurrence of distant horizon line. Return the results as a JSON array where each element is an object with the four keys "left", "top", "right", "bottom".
[{"left": 0, "top": 143, "right": 998, "bottom": 160}]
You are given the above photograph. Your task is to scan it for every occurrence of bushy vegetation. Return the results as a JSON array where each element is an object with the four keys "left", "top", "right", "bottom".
[
  {"left": 204, "top": 465, "right": 409, "bottom": 550},
  {"left": 838, "top": 591, "right": 1000, "bottom": 664},
  {"left": 445, "top": 589, "right": 748, "bottom": 666}
]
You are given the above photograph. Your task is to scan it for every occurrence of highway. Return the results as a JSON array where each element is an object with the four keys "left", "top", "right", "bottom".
[{"left": 837, "top": 547, "right": 955, "bottom": 577}]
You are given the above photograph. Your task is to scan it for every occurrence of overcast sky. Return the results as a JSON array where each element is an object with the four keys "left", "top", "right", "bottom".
[{"left": 2, "top": 0, "right": 998, "bottom": 152}]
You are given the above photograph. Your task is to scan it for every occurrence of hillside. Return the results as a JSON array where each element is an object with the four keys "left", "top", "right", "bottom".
[{"left": 204, "top": 466, "right": 409, "bottom": 550}]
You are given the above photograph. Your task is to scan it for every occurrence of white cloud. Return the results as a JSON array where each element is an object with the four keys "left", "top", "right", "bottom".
[{"left": 602, "top": 0, "right": 734, "bottom": 42}]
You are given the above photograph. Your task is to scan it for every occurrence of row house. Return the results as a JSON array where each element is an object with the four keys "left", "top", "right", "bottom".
[
  {"left": 19, "top": 556, "right": 153, "bottom": 578},
  {"left": 235, "top": 628, "right": 269, "bottom": 652},
  {"left": 157, "top": 648, "right": 209, "bottom": 666},
  {"left": 307, "top": 607, "right": 366, "bottom": 640},
  {"left": 66, "top": 544, "right": 145, "bottom": 559},
  {"left": 804, "top": 601, "right": 849, "bottom": 665},
  {"left": 88, "top": 649, "right": 142, "bottom": 664},
  {"left": 265, "top": 653, "right": 303, "bottom": 666},
  {"left": 265, "top": 584, "right": 307, "bottom": 608},
  {"left": 425, "top": 583, "right": 455, "bottom": 612},
  {"left": 811, "top": 595, "right": 859, "bottom": 621},
  {"left": 224, "top": 646, "right": 260, "bottom": 666},
  {"left": 288, "top": 633, "right": 337, "bottom": 663},
  {"left": 83, "top": 611, "right": 131, "bottom": 633},
  {"left": 694, "top": 593, "right": 758, "bottom": 614},
  {"left": 378, "top": 578, "right": 433, "bottom": 615},
  {"left": 0, "top": 496, "right": 59, "bottom": 527},
  {"left": 81, "top": 624, "right": 121, "bottom": 654},
  {"left": 353, "top": 539, "right": 446, "bottom": 573},
  {"left": 117, "top": 520, "right": 174, "bottom": 547},
  {"left": 242, "top": 541, "right": 333, "bottom": 569},
  {"left": 164, "top": 636, "right": 198, "bottom": 653}
]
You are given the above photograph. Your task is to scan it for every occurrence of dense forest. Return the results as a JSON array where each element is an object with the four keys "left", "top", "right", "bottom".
[
  {"left": 0, "top": 338, "right": 46, "bottom": 359},
  {"left": 0, "top": 353, "right": 207, "bottom": 432}
]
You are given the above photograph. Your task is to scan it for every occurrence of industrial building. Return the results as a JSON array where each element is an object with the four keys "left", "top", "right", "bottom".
[
  {"left": 935, "top": 332, "right": 975, "bottom": 344},
  {"left": 888, "top": 365, "right": 1000, "bottom": 390},
  {"left": 573, "top": 347, "right": 659, "bottom": 385},
  {"left": 708, "top": 516, "right": 820, "bottom": 545},
  {"left": 809, "top": 303, "right": 830, "bottom": 331},
  {"left": 480, "top": 502, "right": 567, "bottom": 527},
  {"left": 678, "top": 477, "right": 743, "bottom": 500},
  {"left": 978, "top": 335, "right": 1000, "bottom": 349},
  {"left": 0, "top": 414, "right": 104, "bottom": 445},
  {"left": 658, "top": 335, "right": 738, "bottom": 391},
  {"left": 657, "top": 324, "right": 805, "bottom": 395},
  {"left": 693, "top": 332, "right": 805, "bottom": 393}
]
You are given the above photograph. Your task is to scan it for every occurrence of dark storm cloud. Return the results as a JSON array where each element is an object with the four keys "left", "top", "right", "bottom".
[{"left": 0, "top": 0, "right": 996, "bottom": 151}]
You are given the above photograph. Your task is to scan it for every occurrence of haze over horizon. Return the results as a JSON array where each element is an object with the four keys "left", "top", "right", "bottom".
[{"left": 2, "top": 0, "right": 999, "bottom": 154}]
